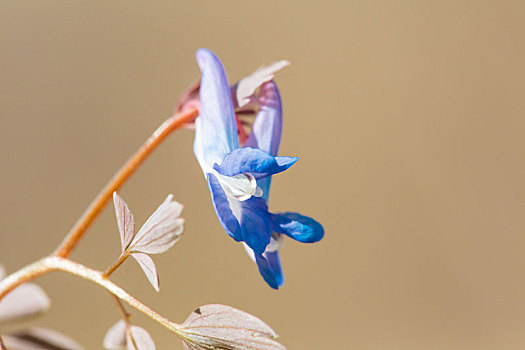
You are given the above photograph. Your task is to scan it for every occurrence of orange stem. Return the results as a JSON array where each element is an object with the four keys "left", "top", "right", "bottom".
[
  {"left": 103, "top": 252, "right": 130, "bottom": 277},
  {"left": 54, "top": 108, "right": 199, "bottom": 258}
]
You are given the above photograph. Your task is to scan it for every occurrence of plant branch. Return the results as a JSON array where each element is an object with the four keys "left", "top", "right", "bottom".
[
  {"left": 0, "top": 257, "right": 181, "bottom": 335},
  {"left": 112, "top": 294, "right": 131, "bottom": 323},
  {"left": 111, "top": 292, "right": 139, "bottom": 350},
  {"left": 104, "top": 253, "right": 133, "bottom": 340},
  {"left": 54, "top": 108, "right": 199, "bottom": 258},
  {"left": 103, "top": 252, "right": 130, "bottom": 277}
]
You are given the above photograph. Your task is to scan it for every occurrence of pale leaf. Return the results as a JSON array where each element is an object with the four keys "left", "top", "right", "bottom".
[
  {"left": 113, "top": 192, "right": 136, "bottom": 252},
  {"left": 0, "top": 284, "right": 50, "bottom": 323},
  {"left": 179, "top": 304, "right": 286, "bottom": 350},
  {"left": 103, "top": 320, "right": 126, "bottom": 349},
  {"left": 2, "top": 327, "right": 83, "bottom": 350},
  {"left": 234, "top": 60, "right": 290, "bottom": 108},
  {"left": 126, "top": 326, "right": 155, "bottom": 350},
  {"left": 129, "top": 194, "right": 184, "bottom": 255},
  {"left": 131, "top": 253, "right": 159, "bottom": 292},
  {"left": 181, "top": 343, "right": 200, "bottom": 350}
]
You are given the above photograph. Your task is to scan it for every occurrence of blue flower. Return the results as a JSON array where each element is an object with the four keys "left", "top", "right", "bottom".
[{"left": 193, "top": 49, "right": 324, "bottom": 289}]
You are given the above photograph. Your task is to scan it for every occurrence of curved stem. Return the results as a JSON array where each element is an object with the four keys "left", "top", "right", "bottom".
[
  {"left": 0, "top": 257, "right": 181, "bottom": 335},
  {"left": 54, "top": 108, "right": 199, "bottom": 258}
]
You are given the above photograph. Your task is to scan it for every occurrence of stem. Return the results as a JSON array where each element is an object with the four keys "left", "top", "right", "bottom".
[
  {"left": 0, "top": 257, "right": 181, "bottom": 335},
  {"left": 111, "top": 293, "right": 139, "bottom": 349},
  {"left": 104, "top": 253, "right": 133, "bottom": 342},
  {"left": 112, "top": 294, "right": 131, "bottom": 323},
  {"left": 103, "top": 252, "right": 130, "bottom": 277},
  {"left": 54, "top": 108, "right": 199, "bottom": 258},
  {"left": 0, "top": 336, "right": 6, "bottom": 350}
]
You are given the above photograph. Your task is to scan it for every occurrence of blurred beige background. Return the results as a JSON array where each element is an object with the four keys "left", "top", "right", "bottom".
[{"left": 1, "top": 1, "right": 525, "bottom": 349}]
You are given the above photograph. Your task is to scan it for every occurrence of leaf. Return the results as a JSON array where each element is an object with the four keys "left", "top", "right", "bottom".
[
  {"left": 179, "top": 304, "right": 286, "bottom": 350},
  {"left": 103, "top": 321, "right": 155, "bottom": 350},
  {"left": 181, "top": 343, "right": 201, "bottom": 350},
  {"left": 103, "top": 320, "right": 126, "bottom": 349},
  {"left": 2, "top": 327, "right": 83, "bottom": 350},
  {"left": 113, "top": 192, "right": 136, "bottom": 252},
  {"left": 131, "top": 253, "right": 159, "bottom": 292},
  {"left": 129, "top": 194, "right": 184, "bottom": 255},
  {"left": 126, "top": 326, "right": 155, "bottom": 350},
  {"left": 234, "top": 60, "right": 290, "bottom": 108},
  {"left": 0, "top": 283, "right": 50, "bottom": 323},
  {"left": 0, "top": 265, "right": 5, "bottom": 280},
  {"left": 110, "top": 194, "right": 183, "bottom": 291}
]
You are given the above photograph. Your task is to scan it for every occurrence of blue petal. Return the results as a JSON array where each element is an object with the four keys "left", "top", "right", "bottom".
[
  {"left": 206, "top": 173, "right": 242, "bottom": 241},
  {"left": 194, "top": 49, "right": 238, "bottom": 170},
  {"left": 264, "top": 251, "right": 284, "bottom": 287},
  {"left": 237, "top": 197, "right": 273, "bottom": 254},
  {"left": 255, "top": 254, "right": 281, "bottom": 289},
  {"left": 213, "top": 147, "right": 298, "bottom": 180},
  {"left": 245, "top": 82, "right": 283, "bottom": 200},
  {"left": 272, "top": 212, "right": 324, "bottom": 243},
  {"left": 245, "top": 82, "right": 283, "bottom": 157},
  {"left": 207, "top": 173, "right": 272, "bottom": 254}
]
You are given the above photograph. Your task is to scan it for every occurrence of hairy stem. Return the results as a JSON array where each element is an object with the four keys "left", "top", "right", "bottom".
[
  {"left": 54, "top": 108, "right": 199, "bottom": 258},
  {"left": 103, "top": 252, "right": 130, "bottom": 277},
  {"left": 0, "top": 257, "right": 181, "bottom": 335},
  {"left": 111, "top": 294, "right": 139, "bottom": 349},
  {"left": 105, "top": 253, "right": 133, "bottom": 342}
]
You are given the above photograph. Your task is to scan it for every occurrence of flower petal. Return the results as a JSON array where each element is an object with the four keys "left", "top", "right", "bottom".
[
  {"left": 206, "top": 173, "right": 242, "bottom": 242},
  {"left": 193, "top": 48, "right": 238, "bottom": 170},
  {"left": 266, "top": 251, "right": 285, "bottom": 288},
  {"left": 271, "top": 212, "right": 324, "bottom": 243},
  {"left": 243, "top": 234, "right": 284, "bottom": 289},
  {"left": 214, "top": 172, "right": 259, "bottom": 201},
  {"left": 255, "top": 254, "right": 280, "bottom": 290},
  {"left": 232, "top": 60, "right": 290, "bottom": 108},
  {"left": 237, "top": 197, "right": 273, "bottom": 254},
  {"left": 244, "top": 82, "right": 283, "bottom": 157},
  {"left": 213, "top": 147, "right": 297, "bottom": 180},
  {"left": 244, "top": 82, "right": 283, "bottom": 200},
  {"left": 207, "top": 173, "right": 272, "bottom": 254}
]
